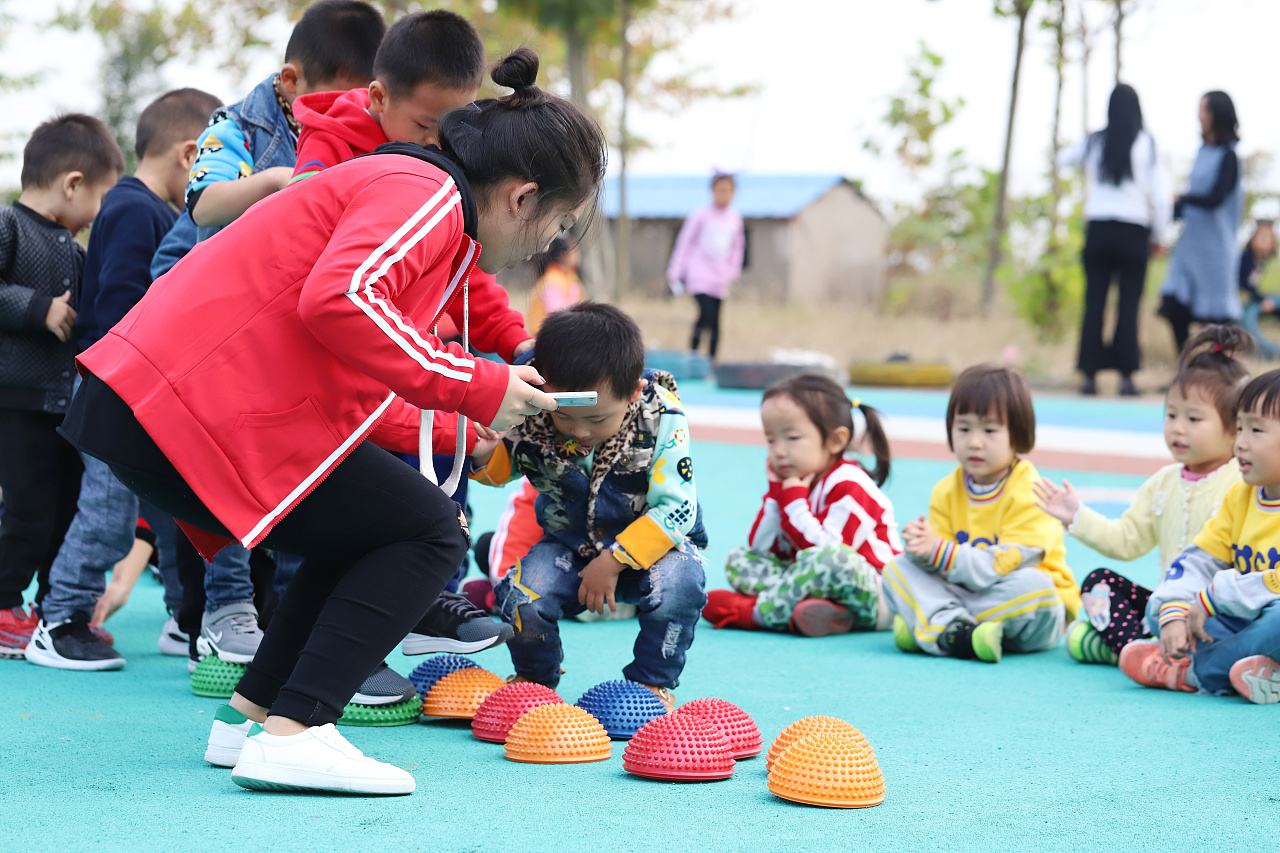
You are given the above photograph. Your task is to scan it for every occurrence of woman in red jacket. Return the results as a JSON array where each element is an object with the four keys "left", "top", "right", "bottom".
[{"left": 60, "top": 50, "right": 605, "bottom": 795}]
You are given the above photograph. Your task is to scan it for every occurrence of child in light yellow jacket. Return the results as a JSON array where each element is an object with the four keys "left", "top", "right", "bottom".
[{"left": 1035, "top": 326, "right": 1249, "bottom": 664}]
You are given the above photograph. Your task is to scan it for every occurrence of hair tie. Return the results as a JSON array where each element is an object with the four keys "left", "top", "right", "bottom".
[{"left": 1213, "top": 343, "right": 1225, "bottom": 353}]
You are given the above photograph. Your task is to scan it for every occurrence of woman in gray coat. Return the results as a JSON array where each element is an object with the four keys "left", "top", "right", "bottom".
[{"left": 1159, "top": 91, "right": 1244, "bottom": 355}]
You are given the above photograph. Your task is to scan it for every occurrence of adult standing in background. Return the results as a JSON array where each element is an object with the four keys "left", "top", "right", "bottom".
[
  {"left": 1059, "top": 84, "right": 1170, "bottom": 397},
  {"left": 668, "top": 171, "right": 745, "bottom": 362},
  {"left": 1159, "top": 91, "right": 1244, "bottom": 355}
]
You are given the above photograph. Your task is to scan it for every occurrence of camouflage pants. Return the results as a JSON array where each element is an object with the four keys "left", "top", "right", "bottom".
[{"left": 724, "top": 545, "right": 884, "bottom": 630}]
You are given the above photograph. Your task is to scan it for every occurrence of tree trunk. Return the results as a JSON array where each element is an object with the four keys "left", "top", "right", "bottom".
[
  {"left": 1112, "top": 0, "right": 1124, "bottom": 83},
  {"left": 980, "top": 1, "right": 1030, "bottom": 310},
  {"left": 616, "top": 0, "right": 632, "bottom": 295},
  {"left": 1044, "top": 0, "right": 1067, "bottom": 322},
  {"left": 565, "top": 20, "right": 590, "bottom": 109},
  {"left": 1079, "top": 0, "right": 1091, "bottom": 137}
]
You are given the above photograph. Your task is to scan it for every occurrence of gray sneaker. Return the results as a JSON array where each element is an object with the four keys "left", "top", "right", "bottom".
[
  {"left": 198, "top": 602, "right": 263, "bottom": 664},
  {"left": 352, "top": 662, "right": 416, "bottom": 706}
]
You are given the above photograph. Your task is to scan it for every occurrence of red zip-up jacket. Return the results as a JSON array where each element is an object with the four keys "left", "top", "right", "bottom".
[{"left": 79, "top": 152, "right": 512, "bottom": 554}]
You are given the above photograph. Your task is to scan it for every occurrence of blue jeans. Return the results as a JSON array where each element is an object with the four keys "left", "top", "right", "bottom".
[
  {"left": 495, "top": 539, "right": 706, "bottom": 689},
  {"left": 205, "top": 544, "right": 254, "bottom": 612},
  {"left": 141, "top": 506, "right": 184, "bottom": 615},
  {"left": 1192, "top": 602, "right": 1280, "bottom": 694},
  {"left": 42, "top": 450, "right": 139, "bottom": 623}
]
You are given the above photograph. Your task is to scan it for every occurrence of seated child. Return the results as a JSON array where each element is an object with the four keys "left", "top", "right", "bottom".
[
  {"left": 884, "top": 364, "right": 1080, "bottom": 662},
  {"left": 1120, "top": 368, "right": 1280, "bottom": 703},
  {"left": 474, "top": 303, "right": 707, "bottom": 708},
  {"left": 1036, "top": 325, "right": 1247, "bottom": 664},
  {"left": 1239, "top": 219, "right": 1277, "bottom": 315},
  {"left": 702, "top": 374, "right": 900, "bottom": 636}
]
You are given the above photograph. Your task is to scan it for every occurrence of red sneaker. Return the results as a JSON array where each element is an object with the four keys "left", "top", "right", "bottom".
[
  {"left": 0, "top": 606, "right": 38, "bottom": 659},
  {"left": 1229, "top": 655, "right": 1280, "bottom": 704},
  {"left": 791, "top": 599, "right": 854, "bottom": 637},
  {"left": 702, "top": 590, "right": 759, "bottom": 629},
  {"left": 1118, "top": 641, "right": 1195, "bottom": 692}
]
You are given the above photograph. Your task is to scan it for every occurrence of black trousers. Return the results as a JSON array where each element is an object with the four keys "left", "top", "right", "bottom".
[
  {"left": 0, "top": 409, "right": 82, "bottom": 611},
  {"left": 690, "top": 293, "right": 723, "bottom": 359},
  {"left": 62, "top": 375, "right": 465, "bottom": 726},
  {"left": 1078, "top": 220, "right": 1151, "bottom": 375}
]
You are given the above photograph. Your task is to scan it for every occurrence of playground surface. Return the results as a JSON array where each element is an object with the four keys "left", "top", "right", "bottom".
[{"left": 6, "top": 385, "right": 1278, "bottom": 852}]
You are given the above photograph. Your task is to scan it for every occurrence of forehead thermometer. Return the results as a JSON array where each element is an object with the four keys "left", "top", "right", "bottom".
[{"left": 548, "top": 391, "right": 598, "bottom": 407}]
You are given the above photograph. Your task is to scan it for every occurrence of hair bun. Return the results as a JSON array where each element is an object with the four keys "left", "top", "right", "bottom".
[{"left": 492, "top": 47, "right": 540, "bottom": 96}]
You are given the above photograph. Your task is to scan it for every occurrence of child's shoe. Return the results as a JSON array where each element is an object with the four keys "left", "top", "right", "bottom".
[
  {"left": 1228, "top": 655, "right": 1280, "bottom": 704},
  {"left": 702, "top": 590, "right": 758, "bottom": 629},
  {"left": 24, "top": 615, "right": 125, "bottom": 671},
  {"left": 198, "top": 601, "right": 262, "bottom": 664},
  {"left": 971, "top": 621, "right": 1003, "bottom": 663},
  {"left": 937, "top": 619, "right": 1002, "bottom": 663},
  {"left": 158, "top": 617, "right": 188, "bottom": 657},
  {"left": 641, "top": 684, "right": 676, "bottom": 712},
  {"left": 791, "top": 599, "right": 854, "bottom": 637},
  {"left": 206, "top": 704, "right": 255, "bottom": 767},
  {"left": 892, "top": 614, "right": 919, "bottom": 653},
  {"left": 1118, "top": 641, "right": 1195, "bottom": 692},
  {"left": 1066, "top": 621, "right": 1118, "bottom": 665},
  {"left": 402, "top": 591, "right": 514, "bottom": 655},
  {"left": 231, "top": 723, "right": 415, "bottom": 795},
  {"left": 0, "top": 605, "right": 38, "bottom": 658}
]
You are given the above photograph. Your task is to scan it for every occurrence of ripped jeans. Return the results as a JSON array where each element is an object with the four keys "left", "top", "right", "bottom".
[{"left": 495, "top": 539, "right": 706, "bottom": 689}]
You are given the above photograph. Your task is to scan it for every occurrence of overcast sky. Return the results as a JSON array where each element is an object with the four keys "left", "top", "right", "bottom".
[{"left": 2, "top": 0, "right": 1277, "bottom": 206}]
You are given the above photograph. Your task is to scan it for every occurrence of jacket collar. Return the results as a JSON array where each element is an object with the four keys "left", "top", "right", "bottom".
[
  {"left": 369, "top": 142, "right": 478, "bottom": 240},
  {"left": 237, "top": 74, "right": 292, "bottom": 134}
]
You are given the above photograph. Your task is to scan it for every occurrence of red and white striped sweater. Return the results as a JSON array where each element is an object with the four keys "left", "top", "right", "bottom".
[{"left": 747, "top": 459, "right": 902, "bottom": 571}]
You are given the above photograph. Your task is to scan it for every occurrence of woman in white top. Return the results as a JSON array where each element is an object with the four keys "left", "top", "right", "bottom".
[{"left": 1059, "top": 84, "right": 1171, "bottom": 397}]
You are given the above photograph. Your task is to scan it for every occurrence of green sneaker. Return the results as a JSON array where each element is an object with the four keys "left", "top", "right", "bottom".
[
  {"left": 1067, "top": 621, "right": 1118, "bottom": 665},
  {"left": 892, "top": 615, "right": 919, "bottom": 653},
  {"left": 971, "top": 621, "right": 1004, "bottom": 663}
]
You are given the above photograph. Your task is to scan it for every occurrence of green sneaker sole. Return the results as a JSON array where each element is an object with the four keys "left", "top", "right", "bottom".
[
  {"left": 972, "top": 621, "right": 1004, "bottom": 663},
  {"left": 191, "top": 656, "right": 246, "bottom": 698},
  {"left": 338, "top": 696, "right": 422, "bottom": 727},
  {"left": 1067, "top": 621, "right": 1118, "bottom": 665},
  {"left": 892, "top": 615, "right": 920, "bottom": 653}
]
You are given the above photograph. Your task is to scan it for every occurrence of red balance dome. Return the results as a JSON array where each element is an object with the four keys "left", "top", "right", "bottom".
[
  {"left": 472, "top": 682, "right": 564, "bottom": 743},
  {"left": 674, "top": 698, "right": 762, "bottom": 760},
  {"left": 623, "top": 711, "right": 736, "bottom": 782}
]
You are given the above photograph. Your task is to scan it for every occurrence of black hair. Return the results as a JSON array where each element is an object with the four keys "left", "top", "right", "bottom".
[
  {"left": 20, "top": 114, "right": 124, "bottom": 190},
  {"left": 1203, "top": 90, "right": 1240, "bottom": 144},
  {"left": 1096, "top": 83, "right": 1143, "bottom": 186},
  {"left": 536, "top": 236, "right": 575, "bottom": 274},
  {"left": 374, "top": 10, "right": 485, "bottom": 95},
  {"left": 763, "top": 373, "right": 892, "bottom": 486},
  {"left": 946, "top": 364, "right": 1036, "bottom": 454},
  {"left": 1239, "top": 368, "right": 1280, "bottom": 421},
  {"left": 438, "top": 48, "right": 606, "bottom": 228},
  {"left": 533, "top": 302, "right": 643, "bottom": 400},
  {"left": 1174, "top": 324, "right": 1253, "bottom": 427},
  {"left": 135, "top": 88, "right": 222, "bottom": 160},
  {"left": 285, "top": 0, "right": 385, "bottom": 87},
  {"left": 711, "top": 172, "right": 736, "bottom": 190}
]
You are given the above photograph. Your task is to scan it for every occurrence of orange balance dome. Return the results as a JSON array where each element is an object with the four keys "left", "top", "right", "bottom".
[
  {"left": 674, "top": 698, "right": 762, "bottom": 760},
  {"left": 504, "top": 703, "right": 612, "bottom": 764},
  {"left": 472, "top": 681, "right": 564, "bottom": 743},
  {"left": 767, "top": 732, "right": 885, "bottom": 809},
  {"left": 421, "top": 667, "right": 505, "bottom": 719},
  {"left": 623, "top": 711, "right": 736, "bottom": 782},
  {"left": 766, "top": 715, "right": 868, "bottom": 770}
]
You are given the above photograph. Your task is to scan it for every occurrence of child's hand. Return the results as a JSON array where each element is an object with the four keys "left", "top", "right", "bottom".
[
  {"left": 1033, "top": 478, "right": 1080, "bottom": 526},
  {"left": 1160, "top": 619, "right": 1191, "bottom": 661},
  {"left": 902, "top": 515, "right": 940, "bottom": 562},
  {"left": 1187, "top": 605, "right": 1214, "bottom": 650},
  {"left": 765, "top": 460, "right": 781, "bottom": 484},
  {"left": 471, "top": 424, "right": 505, "bottom": 465},
  {"left": 578, "top": 551, "right": 625, "bottom": 614},
  {"left": 44, "top": 291, "right": 76, "bottom": 342},
  {"left": 781, "top": 472, "right": 814, "bottom": 491},
  {"left": 91, "top": 582, "right": 130, "bottom": 628}
]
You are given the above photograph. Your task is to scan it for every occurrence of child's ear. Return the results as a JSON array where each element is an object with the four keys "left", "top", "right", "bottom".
[
  {"left": 179, "top": 140, "right": 199, "bottom": 171},
  {"left": 630, "top": 380, "right": 644, "bottom": 403},
  {"left": 368, "top": 80, "right": 387, "bottom": 115},
  {"left": 62, "top": 171, "right": 85, "bottom": 199},
  {"left": 827, "top": 425, "right": 851, "bottom": 455},
  {"left": 278, "top": 63, "right": 302, "bottom": 100}
]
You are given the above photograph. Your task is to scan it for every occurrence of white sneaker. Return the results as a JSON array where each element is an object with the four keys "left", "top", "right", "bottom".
[
  {"left": 206, "top": 704, "right": 254, "bottom": 767},
  {"left": 231, "top": 724, "right": 415, "bottom": 795},
  {"left": 158, "top": 617, "right": 188, "bottom": 657}
]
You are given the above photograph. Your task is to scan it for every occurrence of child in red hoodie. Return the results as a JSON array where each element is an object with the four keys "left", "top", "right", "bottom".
[{"left": 291, "top": 10, "right": 484, "bottom": 181}]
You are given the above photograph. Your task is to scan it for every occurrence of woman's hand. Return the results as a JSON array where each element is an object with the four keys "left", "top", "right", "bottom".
[
  {"left": 1033, "top": 478, "right": 1081, "bottom": 527},
  {"left": 491, "top": 364, "right": 557, "bottom": 432}
]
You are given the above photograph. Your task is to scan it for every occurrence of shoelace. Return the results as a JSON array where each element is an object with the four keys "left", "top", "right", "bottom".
[
  {"left": 227, "top": 611, "right": 261, "bottom": 636},
  {"left": 430, "top": 592, "right": 484, "bottom": 622},
  {"left": 314, "top": 724, "right": 365, "bottom": 759}
]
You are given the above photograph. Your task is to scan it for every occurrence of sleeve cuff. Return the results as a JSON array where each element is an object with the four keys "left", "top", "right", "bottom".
[
  {"left": 1196, "top": 587, "right": 1217, "bottom": 618},
  {"left": 1158, "top": 601, "right": 1191, "bottom": 627},
  {"left": 470, "top": 441, "right": 513, "bottom": 486},
  {"left": 613, "top": 515, "right": 675, "bottom": 570},
  {"left": 24, "top": 293, "right": 51, "bottom": 332},
  {"left": 778, "top": 485, "right": 809, "bottom": 507},
  {"left": 930, "top": 539, "right": 957, "bottom": 573}
]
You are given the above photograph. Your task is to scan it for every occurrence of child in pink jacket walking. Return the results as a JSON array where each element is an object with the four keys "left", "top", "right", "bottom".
[{"left": 667, "top": 172, "right": 745, "bottom": 360}]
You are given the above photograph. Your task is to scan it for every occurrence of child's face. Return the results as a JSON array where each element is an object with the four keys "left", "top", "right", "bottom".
[
  {"left": 56, "top": 171, "right": 116, "bottom": 234},
  {"left": 950, "top": 410, "right": 1015, "bottom": 485},
  {"left": 1164, "top": 384, "right": 1234, "bottom": 473},
  {"left": 476, "top": 188, "right": 588, "bottom": 273},
  {"left": 1235, "top": 406, "right": 1280, "bottom": 487},
  {"left": 761, "top": 394, "right": 845, "bottom": 481},
  {"left": 370, "top": 80, "right": 476, "bottom": 148},
  {"left": 712, "top": 178, "right": 735, "bottom": 208},
  {"left": 1254, "top": 224, "right": 1276, "bottom": 256},
  {"left": 546, "top": 381, "right": 643, "bottom": 451}
]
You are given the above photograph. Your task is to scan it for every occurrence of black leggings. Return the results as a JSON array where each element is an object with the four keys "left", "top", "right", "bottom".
[
  {"left": 1078, "top": 220, "right": 1150, "bottom": 375},
  {"left": 690, "top": 294, "right": 723, "bottom": 359},
  {"left": 1080, "top": 568, "right": 1152, "bottom": 654},
  {"left": 62, "top": 376, "right": 465, "bottom": 725}
]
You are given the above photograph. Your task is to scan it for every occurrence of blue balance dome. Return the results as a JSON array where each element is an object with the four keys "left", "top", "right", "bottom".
[
  {"left": 576, "top": 679, "right": 668, "bottom": 739},
  {"left": 408, "top": 654, "right": 479, "bottom": 697}
]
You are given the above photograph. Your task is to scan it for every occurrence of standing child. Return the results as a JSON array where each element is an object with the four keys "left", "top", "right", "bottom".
[
  {"left": 667, "top": 171, "right": 744, "bottom": 361},
  {"left": 1119, "top": 368, "right": 1280, "bottom": 703},
  {"left": 884, "top": 365, "right": 1079, "bottom": 662},
  {"left": 526, "top": 237, "right": 585, "bottom": 333},
  {"left": 477, "top": 304, "right": 708, "bottom": 708},
  {"left": 1035, "top": 325, "right": 1248, "bottom": 665},
  {"left": 0, "top": 115, "right": 123, "bottom": 657},
  {"left": 702, "top": 374, "right": 900, "bottom": 636},
  {"left": 25, "top": 89, "right": 223, "bottom": 671}
]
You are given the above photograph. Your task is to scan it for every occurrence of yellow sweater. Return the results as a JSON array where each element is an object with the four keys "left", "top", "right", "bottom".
[
  {"left": 929, "top": 459, "right": 1080, "bottom": 619},
  {"left": 1069, "top": 459, "right": 1240, "bottom": 581}
]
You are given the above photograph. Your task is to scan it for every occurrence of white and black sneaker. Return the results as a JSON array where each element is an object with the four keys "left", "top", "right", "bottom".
[
  {"left": 25, "top": 614, "right": 125, "bottom": 671},
  {"left": 158, "top": 616, "right": 188, "bottom": 657},
  {"left": 352, "top": 662, "right": 416, "bottom": 705},
  {"left": 401, "top": 590, "right": 514, "bottom": 655}
]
